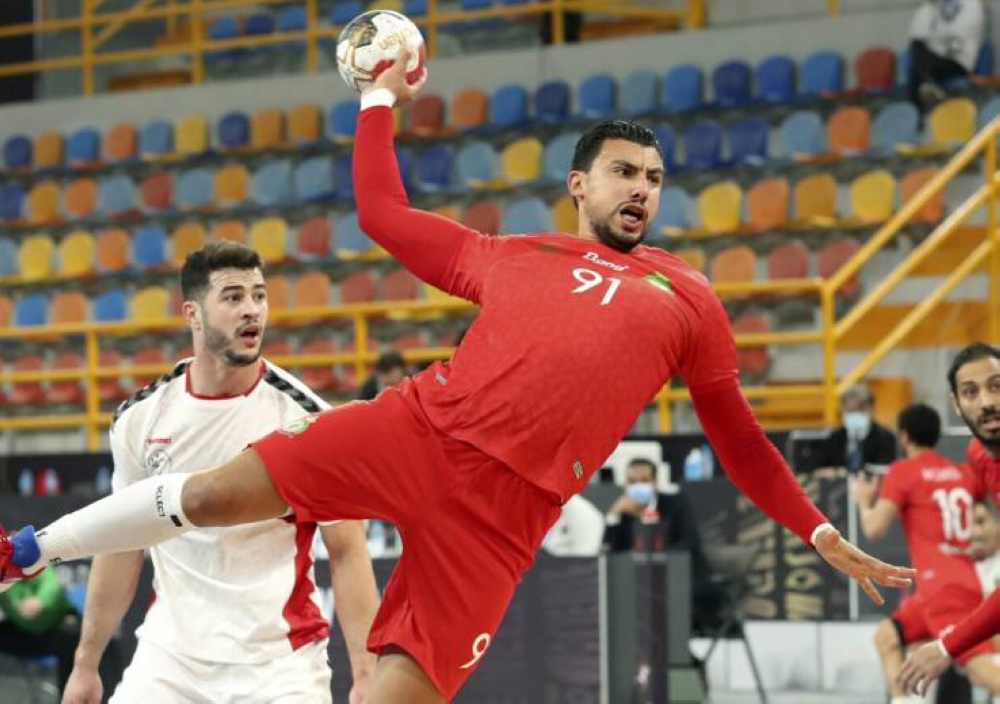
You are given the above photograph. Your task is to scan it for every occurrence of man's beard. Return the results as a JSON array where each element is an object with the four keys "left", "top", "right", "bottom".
[
  {"left": 590, "top": 211, "right": 645, "bottom": 253},
  {"left": 204, "top": 321, "right": 260, "bottom": 367},
  {"left": 959, "top": 406, "right": 1000, "bottom": 453}
]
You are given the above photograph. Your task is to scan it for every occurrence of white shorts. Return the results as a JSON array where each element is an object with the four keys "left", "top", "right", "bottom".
[{"left": 109, "top": 637, "right": 333, "bottom": 704}]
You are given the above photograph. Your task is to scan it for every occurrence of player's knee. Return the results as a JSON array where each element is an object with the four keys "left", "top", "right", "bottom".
[
  {"left": 965, "top": 656, "right": 1000, "bottom": 690},
  {"left": 874, "top": 619, "right": 900, "bottom": 655}
]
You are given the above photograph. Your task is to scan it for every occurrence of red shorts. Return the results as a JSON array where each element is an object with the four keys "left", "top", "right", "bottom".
[
  {"left": 893, "top": 584, "right": 996, "bottom": 664},
  {"left": 252, "top": 383, "right": 562, "bottom": 700}
]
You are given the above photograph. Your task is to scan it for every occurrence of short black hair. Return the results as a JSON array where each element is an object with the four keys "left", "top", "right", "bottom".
[
  {"left": 627, "top": 457, "right": 658, "bottom": 479},
  {"left": 948, "top": 342, "right": 1000, "bottom": 394},
  {"left": 375, "top": 351, "right": 406, "bottom": 374},
  {"left": 897, "top": 403, "right": 941, "bottom": 448},
  {"left": 180, "top": 242, "right": 263, "bottom": 301},
  {"left": 571, "top": 119, "right": 661, "bottom": 172}
]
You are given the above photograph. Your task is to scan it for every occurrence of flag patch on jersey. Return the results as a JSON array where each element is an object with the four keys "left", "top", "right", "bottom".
[{"left": 643, "top": 271, "right": 674, "bottom": 295}]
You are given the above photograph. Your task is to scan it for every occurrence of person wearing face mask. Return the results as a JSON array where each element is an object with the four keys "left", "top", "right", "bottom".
[
  {"left": 818, "top": 384, "right": 898, "bottom": 476},
  {"left": 908, "top": 0, "right": 985, "bottom": 109}
]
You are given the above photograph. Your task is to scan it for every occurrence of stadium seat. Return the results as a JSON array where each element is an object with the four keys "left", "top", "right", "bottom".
[
  {"left": 646, "top": 124, "right": 675, "bottom": 173},
  {"left": 827, "top": 106, "right": 871, "bottom": 156},
  {"left": 767, "top": 240, "right": 810, "bottom": 281},
  {"left": 620, "top": 70, "right": 659, "bottom": 116},
  {"left": 213, "top": 163, "right": 250, "bottom": 207},
  {"left": 709, "top": 245, "right": 756, "bottom": 285},
  {"left": 746, "top": 177, "right": 790, "bottom": 230},
  {"left": 97, "top": 174, "right": 137, "bottom": 217},
  {"left": 501, "top": 197, "right": 550, "bottom": 233},
  {"left": 27, "top": 180, "right": 61, "bottom": 224},
  {"left": 855, "top": 46, "right": 896, "bottom": 92},
  {"left": 103, "top": 123, "right": 137, "bottom": 163},
  {"left": 176, "top": 167, "right": 215, "bottom": 210},
  {"left": 675, "top": 247, "right": 705, "bottom": 272},
  {"left": 900, "top": 167, "right": 944, "bottom": 224},
  {"left": 682, "top": 121, "right": 723, "bottom": 171},
  {"left": 131, "top": 286, "right": 170, "bottom": 320},
  {"left": 456, "top": 141, "right": 500, "bottom": 188},
  {"left": 18, "top": 234, "right": 55, "bottom": 280},
  {"left": 330, "top": 99, "right": 361, "bottom": 143},
  {"left": 542, "top": 131, "right": 579, "bottom": 182},
  {"left": 139, "top": 171, "right": 173, "bottom": 212},
  {"left": 870, "top": 102, "right": 920, "bottom": 154},
  {"left": 712, "top": 60, "right": 753, "bottom": 108},
  {"left": 96, "top": 229, "right": 130, "bottom": 272},
  {"left": 330, "top": 0, "right": 364, "bottom": 25},
  {"left": 252, "top": 159, "right": 293, "bottom": 206},
  {"left": 251, "top": 108, "right": 286, "bottom": 150},
  {"left": 0, "top": 185, "right": 24, "bottom": 222},
  {"left": 408, "top": 94, "right": 446, "bottom": 137},
  {"left": 462, "top": 200, "right": 501, "bottom": 234},
  {"left": 277, "top": 5, "right": 307, "bottom": 46},
  {"left": 818, "top": 238, "right": 861, "bottom": 296},
  {"left": 288, "top": 103, "right": 323, "bottom": 145},
  {"left": 500, "top": 137, "right": 542, "bottom": 184},
  {"left": 800, "top": 50, "right": 844, "bottom": 97},
  {"left": 50, "top": 291, "right": 88, "bottom": 324},
  {"left": 244, "top": 11, "right": 275, "bottom": 38},
  {"left": 340, "top": 271, "right": 377, "bottom": 304},
  {"left": 727, "top": 118, "right": 769, "bottom": 166},
  {"left": 778, "top": 110, "right": 826, "bottom": 159},
  {"left": 395, "top": 146, "right": 415, "bottom": 191},
  {"left": 64, "top": 178, "right": 98, "bottom": 220},
  {"left": 697, "top": 182, "right": 743, "bottom": 234},
  {"left": 850, "top": 170, "right": 895, "bottom": 223},
  {"left": 652, "top": 186, "right": 691, "bottom": 234},
  {"left": 58, "top": 230, "right": 95, "bottom": 277},
  {"left": 249, "top": 217, "right": 288, "bottom": 263},
  {"left": 298, "top": 339, "right": 340, "bottom": 393},
  {"left": 404, "top": 0, "right": 428, "bottom": 16},
  {"left": 93, "top": 289, "right": 128, "bottom": 321},
  {"left": 176, "top": 115, "right": 210, "bottom": 156},
  {"left": 534, "top": 80, "right": 571, "bottom": 124},
  {"left": 0, "top": 294, "right": 11, "bottom": 327},
  {"left": 732, "top": 314, "right": 771, "bottom": 374},
  {"left": 662, "top": 64, "right": 703, "bottom": 113},
  {"left": 130, "top": 346, "right": 168, "bottom": 392},
  {"left": 14, "top": 294, "right": 49, "bottom": 326},
  {"left": 550, "top": 195, "right": 576, "bottom": 234},
  {"left": 294, "top": 157, "right": 334, "bottom": 203},
  {"left": 140, "top": 120, "right": 174, "bottom": 159},
  {"left": 133, "top": 225, "right": 168, "bottom": 269},
  {"left": 48, "top": 352, "right": 86, "bottom": 405},
  {"left": 414, "top": 145, "right": 455, "bottom": 192},
  {"left": 33, "top": 131, "right": 64, "bottom": 170},
  {"left": 335, "top": 212, "right": 374, "bottom": 256},
  {"left": 577, "top": 74, "right": 616, "bottom": 119},
  {"left": 296, "top": 217, "right": 333, "bottom": 260},
  {"left": 3, "top": 135, "right": 31, "bottom": 170},
  {"left": 382, "top": 267, "right": 420, "bottom": 301},
  {"left": 756, "top": 55, "right": 796, "bottom": 103},
  {"left": 217, "top": 111, "right": 251, "bottom": 150},
  {"left": 211, "top": 219, "right": 247, "bottom": 243},
  {"left": 172, "top": 222, "right": 205, "bottom": 266},
  {"left": 9, "top": 355, "right": 45, "bottom": 405},
  {"left": 793, "top": 173, "right": 838, "bottom": 225},
  {"left": 928, "top": 98, "right": 976, "bottom": 146},
  {"left": 98, "top": 349, "right": 128, "bottom": 402},
  {"left": 489, "top": 84, "right": 530, "bottom": 130},
  {"left": 67, "top": 128, "right": 101, "bottom": 167},
  {"left": 450, "top": 89, "right": 489, "bottom": 131},
  {"left": 293, "top": 271, "right": 332, "bottom": 308},
  {"left": 332, "top": 154, "right": 353, "bottom": 201},
  {"left": 0, "top": 238, "right": 17, "bottom": 276}
]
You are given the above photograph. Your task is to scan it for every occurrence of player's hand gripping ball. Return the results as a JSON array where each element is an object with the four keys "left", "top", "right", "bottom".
[{"left": 336, "top": 10, "right": 426, "bottom": 93}]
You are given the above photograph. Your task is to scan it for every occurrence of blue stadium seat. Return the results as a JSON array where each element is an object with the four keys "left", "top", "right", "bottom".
[
  {"left": 67, "top": 128, "right": 101, "bottom": 165},
  {"left": 778, "top": 110, "right": 826, "bottom": 158},
  {"left": 133, "top": 225, "right": 168, "bottom": 269},
  {"left": 756, "top": 55, "right": 796, "bottom": 104},
  {"left": 489, "top": 85, "right": 530, "bottom": 130},
  {"left": 244, "top": 12, "right": 275, "bottom": 36},
  {"left": 620, "top": 70, "right": 659, "bottom": 116},
  {"left": 456, "top": 141, "right": 500, "bottom": 187},
  {"left": 404, "top": 0, "right": 429, "bottom": 17},
  {"left": 976, "top": 40, "right": 994, "bottom": 76},
  {"left": 0, "top": 185, "right": 24, "bottom": 222},
  {"left": 252, "top": 159, "right": 293, "bottom": 206},
  {"left": 652, "top": 124, "right": 677, "bottom": 173},
  {"left": 727, "top": 118, "right": 769, "bottom": 166},
  {"left": 332, "top": 154, "right": 353, "bottom": 201},
  {"left": 577, "top": 74, "right": 616, "bottom": 119},
  {"left": 207, "top": 15, "right": 242, "bottom": 59},
  {"left": 414, "top": 145, "right": 455, "bottom": 192},
  {"left": 396, "top": 147, "right": 415, "bottom": 192},
  {"left": 330, "top": 1, "right": 363, "bottom": 26},
  {"left": 652, "top": 186, "right": 691, "bottom": 232},
  {"left": 176, "top": 167, "right": 215, "bottom": 209},
  {"left": 0, "top": 237, "right": 16, "bottom": 276},
  {"left": 542, "top": 132, "right": 579, "bottom": 182},
  {"left": 140, "top": 121, "right": 174, "bottom": 158},
  {"left": 800, "top": 50, "right": 843, "bottom": 97},
  {"left": 870, "top": 102, "right": 920, "bottom": 154},
  {"left": 329, "top": 99, "right": 360, "bottom": 142},
  {"left": 662, "top": 64, "right": 703, "bottom": 113},
  {"left": 334, "top": 211, "right": 373, "bottom": 254},
  {"left": 502, "top": 197, "right": 550, "bottom": 233},
  {"left": 294, "top": 157, "right": 335, "bottom": 202},
  {"left": 712, "top": 60, "right": 752, "bottom": 108},
  {"left": 98, "top": 175, "right": 137, "bottom": 216},
  {"left": 682, "top": 121, "right": 723, "bottom": 171},
  {"left": 217, "top": 112, "right": 251, "bottom": 150},
  {"left": 93, "top": 290, "right": 127, "bottom": 322},
  {"left": 534, "top": 80, "right": 571, "bottom": 124},
  {"left": 15, "top": 294, "right": 48, "bottom": 326},
  {"left": 3, "top": 135, "right": 31, "bottom": 170},
  {"left": 277, "top": 6, "right": 307, "bottom": 50}
]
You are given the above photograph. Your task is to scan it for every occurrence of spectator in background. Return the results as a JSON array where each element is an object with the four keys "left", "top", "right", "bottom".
[
  {"left": 817, "top": 384, "right": 897, "bottom": 476},
  {"left": 356, "top": 350, "right": 408, "bottom": 401},
  {"left": 908, "top": 0, "right": 986, "bottom": 108}
]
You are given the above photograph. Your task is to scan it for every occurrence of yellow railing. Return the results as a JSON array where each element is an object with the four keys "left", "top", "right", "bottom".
[{"left": 2, "top": 0, "right": 705, "bottom": 96}]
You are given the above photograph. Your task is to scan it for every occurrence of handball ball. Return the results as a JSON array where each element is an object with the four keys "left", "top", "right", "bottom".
[{"left": 336, "top": 10, "right": 426, "bottom": 93}]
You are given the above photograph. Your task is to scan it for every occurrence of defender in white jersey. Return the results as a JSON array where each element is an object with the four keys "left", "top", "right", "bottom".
[{"left": 62, "top": 243, "right": 378, "bottom": 704}]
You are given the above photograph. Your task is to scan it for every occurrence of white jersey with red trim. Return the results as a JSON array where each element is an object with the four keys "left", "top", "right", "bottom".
[{"left": 110, "top": 358, "right": 330, "bottom": 664}]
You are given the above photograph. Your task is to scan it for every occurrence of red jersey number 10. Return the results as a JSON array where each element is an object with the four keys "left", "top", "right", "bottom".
[{"left": 931, "top": 487, "right": 974, "bottom": 542}]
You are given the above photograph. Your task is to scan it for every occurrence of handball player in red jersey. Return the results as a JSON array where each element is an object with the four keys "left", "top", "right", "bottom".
[
  {"left": 898, "top": 342, "right": 1000, "bottom": 695},
  {"left": 1, "top": 50, "right": 914, "bottom": 703}
]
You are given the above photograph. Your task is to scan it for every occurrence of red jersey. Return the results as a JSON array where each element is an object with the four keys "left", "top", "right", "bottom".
[
  {"left": 969, "top": 438, "right": 1000, "bottom": 504},
  {"left": 879, "top": 450, "right": 978, "bottom": 594},
  {"left": 352, "top": 105, "right": 827, "bottom": 544}
]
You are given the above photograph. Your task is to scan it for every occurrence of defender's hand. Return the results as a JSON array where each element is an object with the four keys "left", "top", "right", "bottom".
[{"left": 814, "top": 527, "right": 914, "bottom": 605}]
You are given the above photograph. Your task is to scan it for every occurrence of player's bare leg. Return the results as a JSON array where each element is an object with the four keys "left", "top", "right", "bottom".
[
  {"left": 964, "top": 653, "right": 1000, "bottom": 694},
  {"left": 366, "top": 648, "right": 445, "bottom": 704},
  {"left": 874, "top": 619, "right": 911, "bottom": 700}
]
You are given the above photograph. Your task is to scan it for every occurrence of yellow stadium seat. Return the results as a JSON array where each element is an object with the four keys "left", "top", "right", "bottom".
[
  {"left": 33, "top": 132, "right": 64, "bottom": 169},
  {"left": 249, "top": 217, "right": 288, "bottom": 263},
  {"left": 172, "top": 222, "right": 206, "bottom": 267},
  {"left": 697, "top": 181, "right": 743, "bottom": 234},
  {"left": 251, "top": 109, "right": 286, "bottom": 150},
  {"left": 794, "top": 173, "right": 838, "bottom": 226},
  {"left": 59, "top": 230, "right": 96, "bottom": 277},
  {"left": 929, "top": 98, "right": 977, "bottom": 145},
  {"left": 850, "top": 170, "right": 896, "bottom": 223},
  {"left": 369, "top": 0, "right": 403, "bottom": 9},
  {"left": 551, "top": 195, "right": 576, "bottom": 234},
  {"left": 675, "top": 247, "right": 706, "bottom": 272},
  {"left": 213, "top": 164, "right": 249, "bottom": 207},
  {"left": 501, "top": 138, "right": 543, "bottom": 184},
  {"left": 18, "top": 234, "right": 55, "bottom": 281},
  {"left": 27, "top": 180, "right": 61, "bottom": 225},
  {"left": 176, "top": 115, "right": 210, "bottom": 156},
  {"left": 288, "top": 104, "right": 322, "bottom": 144},
  {"left": 131, "top": 286, "right": 170, "bottom": 321}
]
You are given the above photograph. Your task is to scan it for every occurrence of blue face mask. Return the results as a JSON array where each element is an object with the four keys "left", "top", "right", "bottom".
[
  {"left": 626, "top": 482, "right": 656, "bottom": 505},
  {"left": 843, "top": 411, "right": 872, "bottom": 439}
]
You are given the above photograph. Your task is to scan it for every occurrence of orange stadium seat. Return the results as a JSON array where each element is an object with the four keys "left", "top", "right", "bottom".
[
  {"left": 675, "top": 247, "right": 706, "bottom": 272},
  {"left": 382, "top": 268, "right": 420, "bottom": 301},
  {"left": 293, "top": 271, "right": 332, "bottom": 308},
  {"left": 767, "top": 240, "right": 810, "bottom": 281},
  {"left": 140, "top": 171, "right": 174, "bottom": 212},
  {"left": 288, "top": 103, "right": 322, "bottom": 145},
  {"left": 709, "top": 245, "right": 756, "bottom": 285},
  {"left": 340, "top": 271, "right": 377, "bottom": 304},
  {"left": 27, "top": 180, "right": 61, "bottom": 225},
  {"left": 64, "top": 178, "right": 98, "bottom": 219},
  {"left": 697, "top": 181, "right": 743, "bottom": 234},
  {"left": 827, "top": 106, "right": 871, "bottom": 156},
  {"left": 130, "top": 347, "right": 167, "bottom": 392},
  {"left": 50, "top": 291, "right": 89, "bottom": 324},
  {"left": 850, "top": 170, "right": 896, "bottom": 223},
  {"left": 0, "top": 295, "right": 12, "bottom": 327},
  {"left": 214, "top": 164, "right": 250, "bottom": 207},
  {"left": 746, "top": 177, "right": 790, "bottom": 230},
  {"left": 263, "top": 339, "right": 295, "bottom": 362},
  {"left": 462, "top": 201, "right": 501, "bottom": 235},
  {"left": 900, "top": 167, "right": 944, "bottom": 224},
  {"left": 96, "top": 229, "right": 131, "bottom": 272},
  {"left": 58, "top": 230, "right": 96, "bottom": 277},
  {"left": 18, "top": 234, "right": 55, "bottom": 281},
  {"left": 450, "top": 89, "right": 489, "bottom": 131},
  {"left": 296, "top": 217, "right": 333, "bottom": 260},
  {"left": 818, "top": 238, "right": 861, "bottom": 296},
  {"left": 33, "top": 132, "right": 64, "bottom": 169},
  {"left": 298, "top": 339, "right": 340, "bottom": 393},
  {"left": 172, "top": 222, "right": 206, "bottom": 266},
  {"left": 732, "top": 314, "right": 771, "bottom": 374},
  {"left": 551, "top": 195, "right": 577, "bottom": 234},
  {"left": 48, "top": 351, "right": 86, "bottom": 405},
  {"left": 267, "top": 274, "right": 291, "bottom": 311},
  {"left": 9, "top": 355, "right": 46, "bottom": 406},
  {"left": 103, "top": 123, "right": 138, "bottom": 163},
  {"left": 793, "top": 173, "right": 838, "bottom": 226},
  {"left": 251, "top": 108, "right": 286, "bottom": 150},
  {"left": 211, "top": 219, "right": 247, "bottom": 243},
  {"left": 98, "top": 349, "right": 128, "bottom": 403}
]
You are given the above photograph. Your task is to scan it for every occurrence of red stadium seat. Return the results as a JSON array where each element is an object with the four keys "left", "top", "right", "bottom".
[
  {"left": 340, "top": 271, "right": 377, "bottom": 304},
  {"left": 296, "top": 217, "right": 333, "bottom": 260},
  {"left": 818, "top": 238, "right": 862, "bottom": 297},
  {"left": 381, "top": 268, "right": 420, "bottom": 301},
  {"left": 140, "top": 171, "right": 174, "bottom": 212},
  {"left": 48, "top": 351, "right": 85, "bottom": 405},
  {"left": 855, "top": 47, "right": 896, "bottom": 92},
  {"left": 130, "top": 347, "right": 168, "bottom": 393},
  {"left": 408, "top": 94, "right": 446, "bottom": 137},
  {"left": 98, "top": 349, "right": 128, "bottom": 403},
  {"left": 462, "top": 201, "right": 501, "bottom": 235},
  {"left": 9, "top": 355, "right": 45, "bottom": 406},
  {"left": 299, "top": 338, "right": 341, "bottom": 393},
  {"left": 767, "top": 240, "right": 810, "bottom": 281},
  {"left": 732, "top": 314, "right": 771, "bottom": 374}
]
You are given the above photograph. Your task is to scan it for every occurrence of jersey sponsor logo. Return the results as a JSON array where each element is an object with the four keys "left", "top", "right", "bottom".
[
  {"left": 146, "top": 448, "right": 172, "bottom": 476},
  {"left": 279, "top": 413, "right": 319, "bottom": 437},
  {"left": 145, "top": 436, "right": 172, "bottom": 446},
  {"left": 459, "top": 632, "right": 491, "bottom": 669},
  {"left": 920, "top": 466, "right": 965, "bottom": 482},
  {"left": 583, "top": 251, "right": 628, "bottom": 272},
  {"left": 643, "top": 271, "right": 675, "bottom": 296}
]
